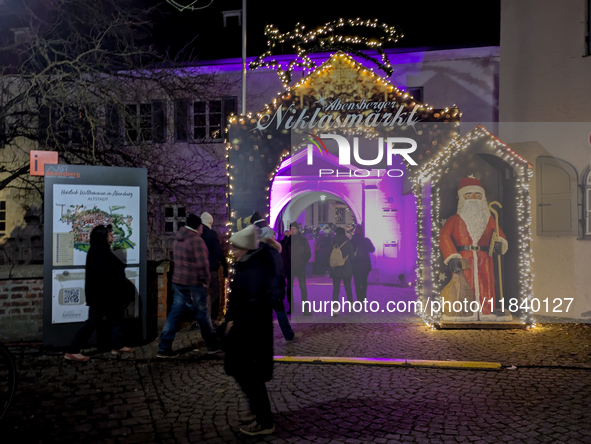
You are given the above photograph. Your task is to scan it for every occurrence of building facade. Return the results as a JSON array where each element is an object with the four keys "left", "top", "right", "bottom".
[{"left": 499, "top": 0, "right": 591, "bottom": 319}]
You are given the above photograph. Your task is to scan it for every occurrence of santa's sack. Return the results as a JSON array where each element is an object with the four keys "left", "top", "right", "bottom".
[
  {"left": 440, "top": 271, "right": 474, "bottom": 318},
  {"left": 329, "top": 242, "right": 349, "bottom": 268}
]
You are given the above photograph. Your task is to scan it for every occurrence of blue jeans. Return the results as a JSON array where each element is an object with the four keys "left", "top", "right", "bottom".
[{"left": 159, "top": 283, "right": 215, "bottom": 352}]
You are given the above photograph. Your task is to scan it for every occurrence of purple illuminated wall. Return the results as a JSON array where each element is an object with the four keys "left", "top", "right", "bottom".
[{"left": 270, "top": 150, "right": 418, "bottom": 284}]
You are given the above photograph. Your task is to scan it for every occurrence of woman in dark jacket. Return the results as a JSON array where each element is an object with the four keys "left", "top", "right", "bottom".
[
  {"left": 224, "top": 225, "right": 276, "bottom": 436},
  {"left": 350, "top": 225, "right": 376, "bottom": 301},
  {"left": 64, "top": 225, "right": 134, "bottom": 362},
  {"left": 330, "top": 227, "right": 355, "bottom": 303}
]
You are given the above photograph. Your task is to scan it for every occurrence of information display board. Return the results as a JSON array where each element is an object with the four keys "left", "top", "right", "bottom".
[{"left": 43, "top": 165, "right": 148, "bottom": 346}]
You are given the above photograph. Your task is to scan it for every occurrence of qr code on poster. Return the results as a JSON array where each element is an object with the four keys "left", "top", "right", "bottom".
[{"left": 63, "top": 288, "right": 80, "bottom": 304}]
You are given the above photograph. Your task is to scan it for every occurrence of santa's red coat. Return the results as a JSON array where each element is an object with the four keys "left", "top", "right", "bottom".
[{"left": 439, "top": 214, "right": 506, "bottom": 315}]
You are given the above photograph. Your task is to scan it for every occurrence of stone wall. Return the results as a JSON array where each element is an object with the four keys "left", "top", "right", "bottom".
[
  {"left": 0, "top": 263, "right": 171, "bottom": 343},
  {"left": 0, "top": 265, "right": 44, "bottom": 342}
]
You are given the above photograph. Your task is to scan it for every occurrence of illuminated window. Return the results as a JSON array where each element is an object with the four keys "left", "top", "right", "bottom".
[{"left": 335, "top": 207, "right": 345, "bottom": 224}]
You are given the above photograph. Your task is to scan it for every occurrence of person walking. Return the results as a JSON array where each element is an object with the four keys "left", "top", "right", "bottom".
[
  {"left": 329, "top": 227, "right": 355, "bottom": 304},
  {"left": 259, "top": 226, "right": 298, "bottom": 340},
  {"left": 200, "top": 212, "right": 228, "bottom": 323},
  {"left": 64, "top": 224, "right": 134, "bottom": 362},
  {"left": 251, "top": 211, "right": 299, "bottom": 335},
  {"left": 350, "top": 225, "right": 375, "bottom": 301},
  {"left": 280, "top": 222, "right": 311, "bottom": 314},
  {"left": 224, "top": 224, "right": 276, "bottom": 436},
  {"left": 157, "top": 214, "right": 218, "bottom": 358}
]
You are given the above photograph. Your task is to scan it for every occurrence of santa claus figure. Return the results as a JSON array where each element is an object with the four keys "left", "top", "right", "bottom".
[{"left": 439, "top": 176, "right": 508, "bottom": 319}]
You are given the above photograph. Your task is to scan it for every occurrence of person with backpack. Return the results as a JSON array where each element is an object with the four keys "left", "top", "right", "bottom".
[
  {"left": 350, "top": 225, "right": 376, "bottom": 301},
  {"left": 329, "top": 227, "right": 355, "bottom": 304}
]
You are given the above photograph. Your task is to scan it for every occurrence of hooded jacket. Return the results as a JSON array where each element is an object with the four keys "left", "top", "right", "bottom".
[{"left": 172, "top": 227, "right": 210, "bottom": 287}]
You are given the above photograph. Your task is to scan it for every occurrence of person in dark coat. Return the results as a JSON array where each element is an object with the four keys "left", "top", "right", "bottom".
[
  {"left": 224, "top": 224, "right": 276, "bottom": 436},
  {"left": 314, "top": 230, "right": 332, "bottom": 276},
  {"left": 280, "top": 222, "right": 311, "bottom": 314},
  {"left": 330, "top": 227, "right": 355, "bottom": 303},
  {"left": 200, "top": 212, "right": 228, "bottom": 322},
  {"left": 251, "top": 211, "right": 297, "bottom": 339},
  {"left": 259, "top": 226, "right": 297, "bottom": 340},
  {"left": 350, "top": 225, "right": 376, "bottom": 301},
  {"left": 64, "top": 224, "right": 134, "bottom": 362}
]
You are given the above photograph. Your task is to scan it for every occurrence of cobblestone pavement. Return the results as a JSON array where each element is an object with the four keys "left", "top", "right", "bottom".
[{"left": 2, "top": 285, "right": 591, "bottom": 443}]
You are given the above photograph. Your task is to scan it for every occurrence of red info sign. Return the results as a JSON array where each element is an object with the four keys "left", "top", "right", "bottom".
[{"left": 30, "top": 150, "right": 58, "bottom": 176}]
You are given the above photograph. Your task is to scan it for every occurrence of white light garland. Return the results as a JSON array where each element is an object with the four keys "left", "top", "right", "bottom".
[{"left": 412, "top": 125, "right": 534, "bottom": 326}]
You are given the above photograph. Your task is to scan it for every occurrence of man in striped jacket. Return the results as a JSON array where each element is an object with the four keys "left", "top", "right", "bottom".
[{"left": 157, "top": 214, "right": 219, "bottom": 358}]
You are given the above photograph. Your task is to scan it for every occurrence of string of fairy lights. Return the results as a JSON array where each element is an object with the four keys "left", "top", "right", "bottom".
[
  {"left": 412, "top": 125, "right": 534, "bottom": 327},
  {"left": 224, "top": 52, "right": 533, "bottom": 327},
  {"left": 249, "top": 18, "right": 403, "bottom": 87},
  {"left": 224, "top": 52, "right": 462, "bottom": 319},
  {"left": 226, "top": 52, "right": 437, "bottom": 241}
]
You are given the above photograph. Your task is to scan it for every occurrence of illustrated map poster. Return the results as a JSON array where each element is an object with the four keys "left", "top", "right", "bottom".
[
  {"left": 52, "top": 268, "right": 140, "bottom": 324},
  {"left": 52, "top": 184, "right": 140, "bottom": 266}
]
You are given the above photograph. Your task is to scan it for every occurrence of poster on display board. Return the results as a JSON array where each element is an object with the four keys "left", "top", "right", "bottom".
[
  {"left": 52, "top": 184, "right": 141, "bottom": 266},
  {"left": 43, "top": 165, "right": 148, "bottom": 346}
]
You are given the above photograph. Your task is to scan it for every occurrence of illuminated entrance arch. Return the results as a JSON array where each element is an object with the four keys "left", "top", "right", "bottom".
[{"left": 227, "top": 52, "right": 460, "bottom": 284}]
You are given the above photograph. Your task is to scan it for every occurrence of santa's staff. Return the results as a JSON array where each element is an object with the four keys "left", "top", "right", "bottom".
[{"left": 488, "top": 201, "right": 503, "bottom": 302}]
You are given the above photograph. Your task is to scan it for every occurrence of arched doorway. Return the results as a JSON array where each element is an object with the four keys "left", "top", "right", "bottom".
[
  {"left": 268, "top": 149, "right": 418, "bottom": 284},
  {"left": 274, "top": 191, "right": 357, "bottom": 234}
]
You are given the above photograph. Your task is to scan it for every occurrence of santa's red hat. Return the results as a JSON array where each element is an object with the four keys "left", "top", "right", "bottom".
[{"left": 458, "top": 176, "right": 485, "bottom": 196}]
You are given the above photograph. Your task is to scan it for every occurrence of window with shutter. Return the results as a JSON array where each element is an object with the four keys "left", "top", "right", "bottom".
[{"left": 536, "top": 157, "right": 578, "bottom": 236}]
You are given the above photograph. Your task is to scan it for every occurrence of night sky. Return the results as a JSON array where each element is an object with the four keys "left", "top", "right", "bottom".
[{"left": 149, "top": 0, "right": 500, "bottom": 61}]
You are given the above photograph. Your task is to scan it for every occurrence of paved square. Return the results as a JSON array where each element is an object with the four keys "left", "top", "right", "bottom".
[{"left": 2, "top": 284, "right": 591, "bottom": 443}]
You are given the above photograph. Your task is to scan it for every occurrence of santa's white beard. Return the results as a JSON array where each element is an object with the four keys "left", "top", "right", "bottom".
[{"left": 457, "top": 198, "right": 490, "bottom": 245}]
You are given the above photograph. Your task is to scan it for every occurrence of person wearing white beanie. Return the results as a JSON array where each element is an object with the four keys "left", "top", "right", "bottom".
[
  {"left": 229, "top": 224, "right": 259, "bottom": 254},
  {"left": 200, "top": 212, "right": 213, "bottom": 229},
  {"left": 198, "top": 211, "right": 228, "bottom": 323},
  {"left": 224, "top": 223, "right": 277, "bottom": 436}
]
